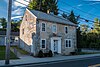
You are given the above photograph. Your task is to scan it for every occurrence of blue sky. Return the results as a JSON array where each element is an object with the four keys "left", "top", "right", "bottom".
[{"left": 0, "top": 0, "right": 100, "bottom": 27}]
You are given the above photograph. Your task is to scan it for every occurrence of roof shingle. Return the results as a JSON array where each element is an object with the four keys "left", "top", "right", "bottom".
[{"left": 29, "top": 9, "right": 77, "bottom": 26}]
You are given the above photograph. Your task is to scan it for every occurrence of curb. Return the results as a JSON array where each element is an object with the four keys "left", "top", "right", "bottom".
[{"left": 1, "top": 55, "right": 100, "bottom": 67}]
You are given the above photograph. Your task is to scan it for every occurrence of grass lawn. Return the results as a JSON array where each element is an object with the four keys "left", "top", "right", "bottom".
[
  {"left": 11, "top": 46, "right": 29, "bottom": 55},
  {"left": 76, "top": 52, "right": 95, "bottom": 55},
  {"left": 0, "top": 46, "right": 18, "bottom": 60}
]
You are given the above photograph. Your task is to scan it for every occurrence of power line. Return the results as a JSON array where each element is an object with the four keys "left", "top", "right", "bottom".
[
  {"left": 14, "top": 0, "right": 95, "bottom": 26},
  {"left": 58, "top": 0, "right": 100, "bottom": 18},
  {"left": 59, "top": 9, "right": 94, "bottom": 23}
]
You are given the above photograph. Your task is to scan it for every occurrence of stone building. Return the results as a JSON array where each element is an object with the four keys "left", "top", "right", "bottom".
[{"left": 20, "top": 8, "right": 77, "bottom": 56}]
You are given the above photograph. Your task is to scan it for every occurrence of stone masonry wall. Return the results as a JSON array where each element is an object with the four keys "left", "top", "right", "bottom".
[
  {"left": 20, "top": 9, "right": 37, "bottom": 52},
  {"left": 39, "top": 20, "right": 76, "bottom": 55}
]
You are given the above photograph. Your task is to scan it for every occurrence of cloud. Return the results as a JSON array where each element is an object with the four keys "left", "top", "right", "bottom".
[
  {"left": 11, "top": 0, "right": 30, "bottom": 20},
  {"left": 77, "top": 4, "right": 83, "bottom": 7},
  {"left": 12, "top": 8, "right": 23, "bottom": 15},
  {"left": 4, "top": 0, "right": 7, "bottom": 3},
  {"left": 11, "top": 15, "right": 22, "bottom": 19},
  {"left": 85, "top": 0, "right": 100, "bottom": 1},
  {"left": 77, "top": 2, "right": 100, "bottom": 7},
  {"left": 13, "top": 0, "right": 30, "bottom": 7}
]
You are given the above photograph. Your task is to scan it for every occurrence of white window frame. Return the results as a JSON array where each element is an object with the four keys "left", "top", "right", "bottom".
[
  {"left": 40, "top": 39, "right": 46, "bottom": 49},
  {"left": 52, "top": 24, "right": 57, "bottom": 33},
  {"left": 41, "top": 22, "right": 46, "bottom": 32},
  {"left": 65, "top": 39, "right": 72, "bottom": 48},
  {"left": 64, "top": 26, "right": 68, "bottom": 34}
]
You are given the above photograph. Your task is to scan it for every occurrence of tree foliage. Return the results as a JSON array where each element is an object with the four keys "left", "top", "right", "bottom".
[
  {"left": 62, "top": 13, "right": 67, "bottom": 18},
  {"left": 68, "top": 11, "right": 77, "bottom": 24},
  {"left": 0, "top": 18, "right": 21, "bottom": 32},
  {"left": 28, "top": 0, "right": 58, "bottom": 15},
  {"left": 79, "top": 18, "right": 100, "bottom": 49},
  {"left": 0, "top": 18, "right": 7, "bottom": 29}
]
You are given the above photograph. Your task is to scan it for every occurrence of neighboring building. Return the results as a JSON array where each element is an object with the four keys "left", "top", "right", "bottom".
[
  {"left": 0, "top": 31, "right": 19, "bottom": 46},
  {"left": 20, "top": 8, "right": 77, "bottom": 56}
]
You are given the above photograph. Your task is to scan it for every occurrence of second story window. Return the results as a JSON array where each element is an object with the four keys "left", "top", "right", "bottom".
[
  {"left": 42, "top": 23, "right": 46, "bottom": 32},
  {"left": 65, "top": 26, "right": 68, "bottom": 34},
  {"left": 52, "top": 24, "right": 57, "bottom": 33}
]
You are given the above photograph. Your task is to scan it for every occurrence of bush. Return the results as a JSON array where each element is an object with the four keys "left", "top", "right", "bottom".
[
  {"left": 48, "top": 50, "right": 53, "bottom": 57},
  {"left": 38, "top": 50, "right": 44, "bottom": 58},
  {"left": 70, "top": 52, "right": 76, "bottom": 55},
  {"left": 44, "top": 53, "right": 49, "bottom": 57}
]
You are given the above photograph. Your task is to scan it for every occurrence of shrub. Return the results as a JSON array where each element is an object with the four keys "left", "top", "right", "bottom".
[
  {"left": 44, "top": 53, "right": 49, "bottom": 57},
  {"left": 38, "top": 50, "right": 44, "bottom": 58},
  {"left": 48, "top": 50, "right": 53, "bottom": 57},
  {"left": 70, "top": 52, "right": 76, "bottom": 55}
]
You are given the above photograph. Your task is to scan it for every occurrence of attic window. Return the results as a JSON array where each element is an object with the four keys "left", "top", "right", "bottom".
[{"left": 26, "top": 15, "right": 27, "bottom": 21}]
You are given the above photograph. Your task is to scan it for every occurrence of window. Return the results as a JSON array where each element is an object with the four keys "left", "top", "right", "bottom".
[
  {"left": 64, "top": 26, "right": 68, "bottom": 33},
  {"left": 52, "top": 24, "right": 57, "bottom": 33},
  {"left": 42, "top": 23, "right": 46, "bottom": 32},
  {"left": 25, "top": 15, "right": 27, "bottom": 21},
  {"left": 65, "top": 39, "right": 72, "bottom": 48},
  {"left": 22, "top": 29, "right": 24, "bottom": 34},
  {"left": 41, "top": 39, "right": 46, "bottom": 49}
]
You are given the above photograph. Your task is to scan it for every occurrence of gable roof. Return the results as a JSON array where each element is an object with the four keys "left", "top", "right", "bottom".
[{"left": 27, "top": 9, "right": 77, "bottom": 26}]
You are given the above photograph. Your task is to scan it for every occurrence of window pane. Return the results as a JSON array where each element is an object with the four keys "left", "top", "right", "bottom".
[
  {"left": 52, "top": 25, "right": 56, "bottom": 32},
  {"left": 42, "top": 23, "right": 45, "bottom": 31},
  {"left": 66, "top": 40, "right": 68, "bottom": 47},
  {"left": 65, "top": 27, "right": 68, "bottom": 33},
  {"left": 69, "top": 40, "right": 71, "bottom": 47},
  {"left": 42, "top": 40, "right": 45, "bottom": 48}
]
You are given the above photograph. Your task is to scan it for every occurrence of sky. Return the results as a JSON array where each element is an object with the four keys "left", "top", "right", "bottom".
[{"left": 0, "top": 0, "right": 100, "bottom": 27}]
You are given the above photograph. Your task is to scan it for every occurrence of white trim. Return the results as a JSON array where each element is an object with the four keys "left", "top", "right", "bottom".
[
  {"left": 65, "top": 39, "right": 72, "bottom": 48},
  {"left": 41, "top": 22, "right": 46, "bottom": 32},
  {"left": 26, "top": 8, "right": 37, "bottom": 19},
  {"left": 64, "top": 26, "right": 68, "bottom": 34},
  {"left": 40, "top": 39, "right": 46, "bottom": 49},
  {"left": 51, "top": 37, "right": 61, "bottom": 53},
  {"left": 52, "top": 24, "right": 57, "bottom": 33}
]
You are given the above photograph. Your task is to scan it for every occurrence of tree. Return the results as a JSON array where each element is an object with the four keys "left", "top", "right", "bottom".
[
  {"left": 28, "top": 0, "right": 59, "bottom": 15},
  {"left": 68, "top": 11, "right": 77, "bottom": 24},
  {"left": 62, "top": 13, "right": 67, "bottom": 18},
  {"left": 93, "top": 18, "right": 100, "bottom": 34},
  {"left": 80, "top": 24, "right": 89, "bottom": 34},
  {"left": 77, "top": 27, "right": 82, "bottom": 48},
  {"left": 0, "top": 18, "right": 7, "bottom": 29},
  {"left": 11, "top": 20, "right": 21, "bottom": 32}
]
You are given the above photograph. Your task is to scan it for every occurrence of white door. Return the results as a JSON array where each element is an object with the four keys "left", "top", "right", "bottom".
[
  {"left": 51, "top": 37, "right": 61, "bottom": 54},
  {"left": 54, "top": 40, "right": 58, "bottom": 53}
]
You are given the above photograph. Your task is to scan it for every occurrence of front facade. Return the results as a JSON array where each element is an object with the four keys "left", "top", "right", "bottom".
[{"left": 20, "top": 8, "right": 77, "bottom": 56}]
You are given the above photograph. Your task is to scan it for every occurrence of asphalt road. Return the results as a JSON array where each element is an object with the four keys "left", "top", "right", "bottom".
[{"left": 13, "top": 56, "right": 100, "bottom": 67}]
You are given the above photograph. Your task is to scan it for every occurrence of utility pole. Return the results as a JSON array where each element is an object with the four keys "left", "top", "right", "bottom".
[{"left": 5, "top": 0, "right": 12, "bottom": 64}]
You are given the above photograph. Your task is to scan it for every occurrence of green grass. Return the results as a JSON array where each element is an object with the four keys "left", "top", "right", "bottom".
[
  {"left": 0, "top": 46, "right": 18, "bottom": 60},
  {"left": 76, "top": 52, "right": 95, "bottom": 55},
  {"left": 11, "top": 46, "right": 29, "bottom": 55}
]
